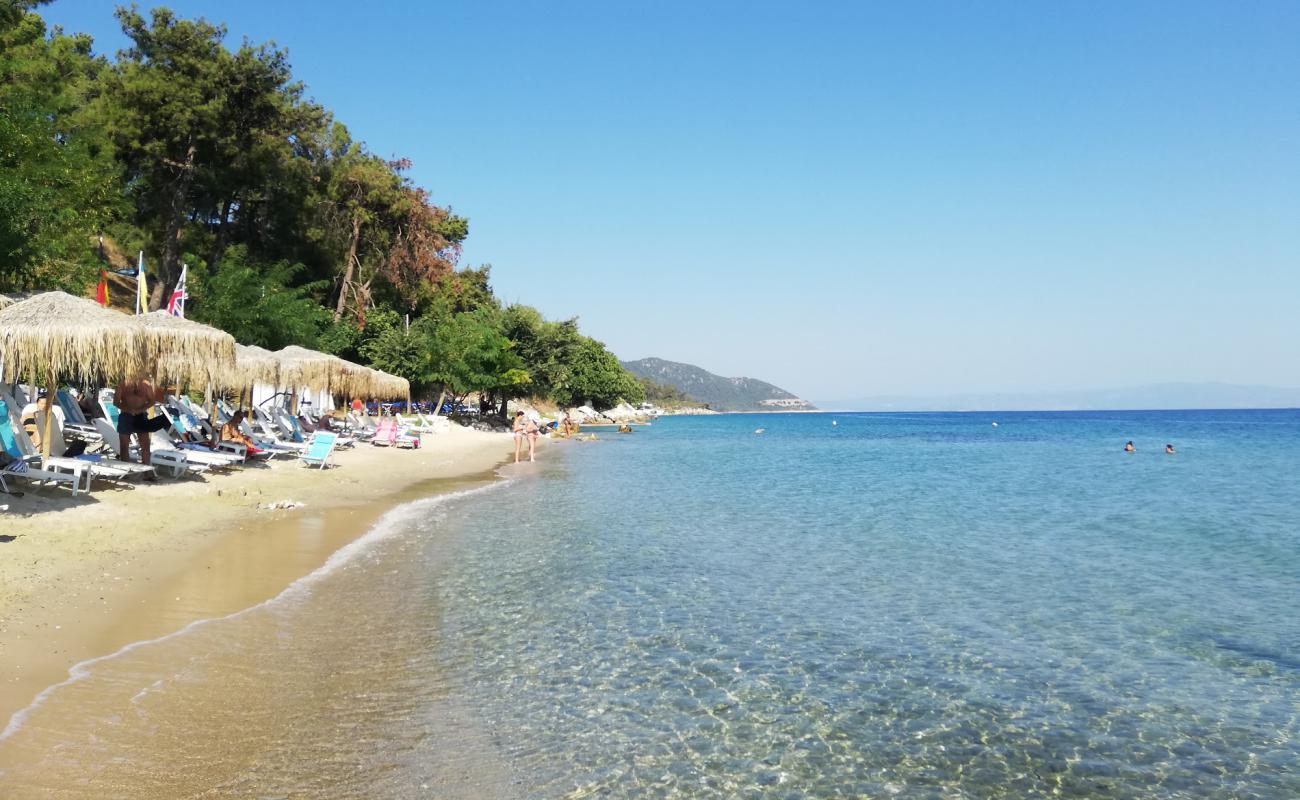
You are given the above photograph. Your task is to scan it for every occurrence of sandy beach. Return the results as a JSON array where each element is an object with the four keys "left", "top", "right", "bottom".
[{"left": 0, "top": 425, "right": 517, "bottom": 732}]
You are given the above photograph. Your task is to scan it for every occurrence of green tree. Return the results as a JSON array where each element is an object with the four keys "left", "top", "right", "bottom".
[
  {"left": 0, "top": 3, "right": 120, "bottom": 291},
  {"left": 412, "top": 307, "right": 525, "bottom": 414},
  {"left": 555, "top": 337, "right": 644, "bottom": 410},
  {"left": 192, "top": 245, "right": 329, "bottom": 349},
  {"left": 94, "top": 5, "right": 231, "bottom": 308}
]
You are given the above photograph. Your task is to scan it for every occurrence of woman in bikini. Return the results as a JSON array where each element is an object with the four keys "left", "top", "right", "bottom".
[
  {"left": 512, "top": 411, "right": 528, "bottom": 463},
  {"left": 524, "top": 414, "right": 540, "bottom": 462}
]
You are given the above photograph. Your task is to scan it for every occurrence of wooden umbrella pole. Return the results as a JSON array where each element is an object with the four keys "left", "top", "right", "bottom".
[{"left": 205, "top": 382, "right": 218, "bottom": 445}]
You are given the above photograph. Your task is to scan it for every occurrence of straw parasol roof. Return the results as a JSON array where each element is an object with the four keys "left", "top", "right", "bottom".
[
  {"left": 275, "top": 345, "right": 353, "bottom": 393},
  {"left": 141, "top": 311, "right": 237, "bottom": 387},
  {"left": 0, "top": 291, "right": 146, "bottom": 383},
  {"left": 0, "top": 295, "right": 13, "bottom": 310},
  {"left": 370, "top": 368, "right": 410, "bottom": 398},
  {"left": 272, "top": 345, "right": 408, "bottom": 398},
  {"left": 227, "top": 344, "right": 282, "bottom": 388}
]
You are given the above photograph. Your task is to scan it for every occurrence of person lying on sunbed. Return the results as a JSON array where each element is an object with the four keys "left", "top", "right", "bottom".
[{"left": 219, "top": 411, "right": 264, "bottom": 455}]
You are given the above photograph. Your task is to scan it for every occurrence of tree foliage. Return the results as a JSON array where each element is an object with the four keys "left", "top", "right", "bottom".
[
  {"left": 2, "top": 3, "right": 644, "bottom": 412},
  {"left": 0, "top": 3, "right": 120, "bottom": 291}
]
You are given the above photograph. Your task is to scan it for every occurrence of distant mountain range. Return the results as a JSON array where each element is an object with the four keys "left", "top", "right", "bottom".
[
  {"left": 622, "top": 357, "right": 815, "bottom": 412},
  {"left": 817, "top": 382, "right": 1300, "bottom": 412}
]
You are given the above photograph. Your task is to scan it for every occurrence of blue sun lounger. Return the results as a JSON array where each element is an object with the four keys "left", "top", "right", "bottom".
[{"left": 300, "top": 432, "right": 338, "bottom": 469}]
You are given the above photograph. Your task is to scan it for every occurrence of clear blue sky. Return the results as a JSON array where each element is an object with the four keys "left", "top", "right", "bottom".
[{"left": 45, "top": 1, "right": 1300, "bottom": 401}]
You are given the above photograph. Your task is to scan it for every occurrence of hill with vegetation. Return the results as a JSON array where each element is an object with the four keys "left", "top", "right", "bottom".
[
  {"left": 622, "top": 358, "right": 814, "bottom": 412},
  {"left": 0, "top": 1, "right": 642, "bottom": 412}
]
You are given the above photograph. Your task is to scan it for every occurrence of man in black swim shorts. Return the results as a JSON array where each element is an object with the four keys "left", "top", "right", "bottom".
[{"left": 113, "top": 378, "right": 169, "bottom": 464}]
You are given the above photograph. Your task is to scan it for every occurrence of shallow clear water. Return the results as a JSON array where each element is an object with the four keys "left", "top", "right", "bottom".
[
  {"left": 437, "top": 411, "right": 1300, "bottom": 798},
  {"left": 2, "top": 410, "right": 1298, "bottom": 798}
]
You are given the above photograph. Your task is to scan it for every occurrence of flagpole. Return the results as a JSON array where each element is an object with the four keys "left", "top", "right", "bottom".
[{"left": 136, "top": 251, "right": 148, "bottom": 315}]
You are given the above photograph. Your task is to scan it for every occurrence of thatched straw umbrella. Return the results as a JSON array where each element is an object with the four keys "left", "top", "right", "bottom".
[
  {"left": 141, "top": 311, "right": 237, "bottom": 390},
  {"left": 273, "top": 345, "right": 359, "bottom": 414},
  {"left": 0, "top": 292, "right": 146, "bottom": 458},
  {"left": 0, "top": 292, "right": 143, "bottom": 384},
  {"left": 371, "top": 369, "right": 411, "bottom": 403},
  {"left": 0, "top": 292, "right": 239, "bottom": 458},
  {"left": 0, "top": 295, "right": 13, "bottom": 310},
  {"left": 220, "top": 344, "right": 287, "bottom": 414},
  {"left": 272, "top": 347, "right": 412, "bottom": 414},
  {"left": 275, "top": 345, "right": 346, "bottom": 392},
  {"left": 229, "top": 344, "right": 282, "bottom": 389}
]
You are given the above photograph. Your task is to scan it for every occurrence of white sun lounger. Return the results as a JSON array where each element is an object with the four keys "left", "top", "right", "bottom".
[{"left": 0, "top": 396, "right": 91, "bottom": 496}]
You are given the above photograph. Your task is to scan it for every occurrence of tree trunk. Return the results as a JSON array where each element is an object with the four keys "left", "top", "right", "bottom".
[
  {"left": 333, "top": 216, "right": 362, "bottom": 322},
  {"left": 211, "top": 195, "right": 235, "bottom": 266},
  {"left": 154, "top": 142, "right": 198, "bottom": 310},
  {"left": 433, "top": 387, "right": 446, "bottom": 416}
]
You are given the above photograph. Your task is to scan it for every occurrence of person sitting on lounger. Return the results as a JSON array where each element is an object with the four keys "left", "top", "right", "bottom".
[
  {"left": 219, "top": 410, "right": 263, "bottom": 455},
  {"left": 113, "top": 377, "right": 169, "bottom": 465},
  {"left": 22, "top": 397, "right": 48, "bottom": 450}
]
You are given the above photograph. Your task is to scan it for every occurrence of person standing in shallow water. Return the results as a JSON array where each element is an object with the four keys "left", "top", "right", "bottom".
[
  {"left": 1124, "top": 441, "right": 1135, "bottom": 453},
  {"left": 525, "top": 415, "right": 540, "bottom": 461},
  {"left": 1166, "top": 443, "right": 1175, "bottom": 454}
]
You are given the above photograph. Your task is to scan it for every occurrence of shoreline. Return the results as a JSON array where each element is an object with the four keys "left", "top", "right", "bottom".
[{"left": 0, "top": 425, "right": 520, "bottom": 729}]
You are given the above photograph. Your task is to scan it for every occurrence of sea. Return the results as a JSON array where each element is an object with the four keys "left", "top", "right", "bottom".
[{"left": 1, "top": 410, "right": 1298, "bottom": 798}]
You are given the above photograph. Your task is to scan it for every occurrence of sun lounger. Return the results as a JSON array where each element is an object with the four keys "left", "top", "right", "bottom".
[
  {"left": 346, "top": 412, "right": 377, "bottom": 440},
  {"left": 32, "top": 406, "right": 154, "bottom": 482},
  {"left": 208, "top": 405, "right": 292, "bottom": 459},
  {"left": 89, "top": 417, "right": 206, "bottom": 478},
  {"left": 167, "top": 395, "right": 219, "bottom": 442},
  {"left": 154, "top": 405, "right": 246, "bottom": 463},
  {"left": 370, "top": 417, "right": 420, "bottom": 449},
  {"left": 148, "top": 430, "right": 246, "bottom": 471},
  {"left": 54, "top": 388, "right": 103, "bottom": 440},
  {"left": 251, "top": 407, "right": 309, "bottom": 451},
  {"left": 0, "top": 397, "right": 92, "bottom": 495},
  {"left": 300, "top": 431, "right": 338, "bottom": 469}
]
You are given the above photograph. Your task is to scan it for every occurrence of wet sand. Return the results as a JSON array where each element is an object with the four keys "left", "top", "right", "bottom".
[{"left": 0, "top": 425, "right": 516, "bottom": 730}]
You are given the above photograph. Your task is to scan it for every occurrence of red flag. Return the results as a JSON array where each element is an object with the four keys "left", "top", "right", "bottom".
[{"left": 95, "top": 271, "right": 110, "bottom": 307}]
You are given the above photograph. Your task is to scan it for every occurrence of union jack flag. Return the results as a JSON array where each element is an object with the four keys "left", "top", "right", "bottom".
[{"left": 167, "top": 264, "right": 188, "bottom": 317}]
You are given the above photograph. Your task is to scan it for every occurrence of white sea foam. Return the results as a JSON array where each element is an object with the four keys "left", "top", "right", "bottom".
[{"left": 0, "top": 479, "right": 509, "bottom": 745}]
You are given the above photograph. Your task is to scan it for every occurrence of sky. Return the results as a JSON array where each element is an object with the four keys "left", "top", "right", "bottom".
[{"left": 43, "top": 1, "right": 1300, "bottom": 402}]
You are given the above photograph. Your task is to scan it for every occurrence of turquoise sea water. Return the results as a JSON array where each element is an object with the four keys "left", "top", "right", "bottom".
[
  {"left": 436, "top": 410, "right": 1300, "bottom": 797},
  {"left": 3, "top": 410, "right": 1298, "bottom": 798}
]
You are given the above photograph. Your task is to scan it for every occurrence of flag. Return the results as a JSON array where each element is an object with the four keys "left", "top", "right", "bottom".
[
  {"left": 95, "top": 271, "right": 109, "bottom": 307},
  {"left": 136, "top": 251, "right": 148, "bottom": 315},
  {"left": 167, "top": 264, "right": 188, "bottom": 317}
]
